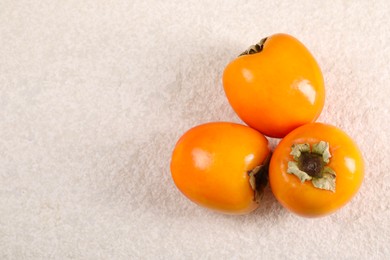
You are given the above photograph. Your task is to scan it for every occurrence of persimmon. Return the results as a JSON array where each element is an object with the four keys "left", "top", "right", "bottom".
[
  {"left": 269, "top": 123, "right": 364, "bottom": 217},
  {"left": 170, "top": 122, "right": 270, "bottom": 214},
  {"left": 223, "top": 33, "right": 325, "bottom": 138}
]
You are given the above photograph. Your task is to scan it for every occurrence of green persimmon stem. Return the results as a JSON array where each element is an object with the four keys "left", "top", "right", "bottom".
[{"left": 288, "top": 142, "right": 336, "bottom": 192}]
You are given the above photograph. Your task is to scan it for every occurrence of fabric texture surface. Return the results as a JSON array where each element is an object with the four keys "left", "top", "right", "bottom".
[{"left": 1, "top": 0, "right": 389, "bottom": 259}]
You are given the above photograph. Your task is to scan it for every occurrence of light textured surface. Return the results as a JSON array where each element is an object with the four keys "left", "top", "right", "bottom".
[{"left": 1, "top": 0, "right": 390, "bottom": 259}]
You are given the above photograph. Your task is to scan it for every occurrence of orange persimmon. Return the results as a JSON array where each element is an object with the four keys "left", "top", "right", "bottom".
[
  {"left": 269, "top": 123, "right": 364, "bottom": 217},
  {"left": 170, "top": 122, "right": 270, "bottom": 214},
  {"left": 223, "top": 33, "right": 325, "bottom": 138}
]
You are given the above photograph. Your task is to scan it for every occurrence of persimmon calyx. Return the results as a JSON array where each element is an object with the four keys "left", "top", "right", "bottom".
[
  {"left": 248, "top": 153, "right": 271, "bottom": 202},
  {"left": 239, "top": 37, "right": 267, "bottom": 56},
  {"left": 287, "top": 141, "right": 336, "bottom": 192}
]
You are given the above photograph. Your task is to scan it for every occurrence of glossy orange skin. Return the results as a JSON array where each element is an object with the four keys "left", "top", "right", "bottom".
[
  {"left": 223, "top": 33, "right": 325, "bottom": 138},
  {"left": 170, "top": 122, "right": 270, "bottom": 214},
  {"left": 269, "top": 123, "right": 364, "bottom": 217}
]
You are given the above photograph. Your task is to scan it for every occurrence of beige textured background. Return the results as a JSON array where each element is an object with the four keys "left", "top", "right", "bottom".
[{"left": 1, "top": 0, "right": 390, "bottom": 259}]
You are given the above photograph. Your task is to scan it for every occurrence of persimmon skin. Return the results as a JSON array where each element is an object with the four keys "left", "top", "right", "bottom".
[
  {"left": 170, "top": 122, "right": 270, "bottom": 214},
  {"left": 269, "top": 123, "right": 364, "bottom": 218},
  {"left": 223, "top": 33, "right": 325, "bottom": 138}
]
